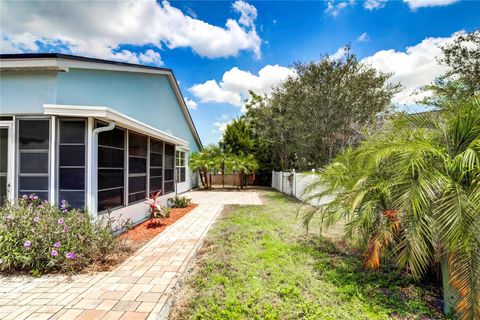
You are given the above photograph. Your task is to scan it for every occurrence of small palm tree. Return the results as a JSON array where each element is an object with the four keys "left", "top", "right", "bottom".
[
  {"left": 190, "top": 151, "right": 210, "bottom": 189},
  {"left": 230, "top": 154, "right": 258, "bottom": 189},
  {"left": 303, "top": 97, "right": 480, "bottom": 319}
]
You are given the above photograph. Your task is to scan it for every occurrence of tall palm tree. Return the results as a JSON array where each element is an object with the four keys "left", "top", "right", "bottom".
[
  {"left": 214, "top": 150, "right": 233, "bottom": 189},
  {"left": 303, "top": 97, "right": 480, "bottom": 319}
]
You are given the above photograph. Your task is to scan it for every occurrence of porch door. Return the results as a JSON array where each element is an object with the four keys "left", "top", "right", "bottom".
[{"left": 0, "top": 127, "right": 9, "bottom": 206}]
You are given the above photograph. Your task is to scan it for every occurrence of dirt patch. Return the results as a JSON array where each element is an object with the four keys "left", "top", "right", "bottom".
[{"left": 119, "top": 204, "right": 198, "bottom": 244}]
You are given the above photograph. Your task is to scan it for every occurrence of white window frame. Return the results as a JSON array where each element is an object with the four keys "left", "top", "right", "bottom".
[
  {"left": 176, "top": 150, "right": 186, "bottom": 183},
  {"left": 56, "top": 117, "right": 88, "bottom": 209},
  {"left": 0, "top": 119, "right": 15, "bottom": 203},
  {"left": 15, "top": 116, "right": 53, "bottom": 202}
]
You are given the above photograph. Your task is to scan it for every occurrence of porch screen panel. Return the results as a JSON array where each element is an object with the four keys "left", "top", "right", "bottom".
[
  {"left": 0, "top": 129, "right": 8, "bottom": 206},
  {"left": 149, "top": 139, "right": 163, "bottom": 194},
  {"left": 128, "top": 132, "right": 147, "bottom": 203},
  {"left": 97, "top": 123, "right": 125, "bottom": 212},
  {"left": 58, "top": 119, "right": 86, "bottom": 209},
  {"left": 164, "top": 143, "right": 175, "bottom": 194},
  {"left": 18, "top": 119, "right": 50, "bottom": 200}
]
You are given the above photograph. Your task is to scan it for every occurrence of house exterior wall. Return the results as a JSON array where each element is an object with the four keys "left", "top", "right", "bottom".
[
  {"left": 0, "top": 72, "right": 57, "bottom": 114},
  {"left": 0, "top": 66, "right": 201, "bottom": 227},
  {"left": 56, "top": 69, "right": 200, "bottom": 152}
]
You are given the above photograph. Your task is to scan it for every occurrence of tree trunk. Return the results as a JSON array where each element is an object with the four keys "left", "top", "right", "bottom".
[
  {"left": 199, "top": 171, "right": 205, "bottom": 188},
  {"left": 221, "top": 165, "right": 225, "bottom": 189},
  {"left": 202, "top": 170, "right": 209, "bottom": 189},
  {"left": 240, "top": 170, "right": 244, "bottom": 189},
  {"left": 441, "top": 256, "right": 458, "bottom": 315},
  {"left": 209, "top": 172, "right": 212, "bottom": 189}
]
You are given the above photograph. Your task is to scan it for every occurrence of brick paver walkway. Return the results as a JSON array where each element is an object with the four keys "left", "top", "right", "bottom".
[{"left": 0, "top": 191, "right": 262, "bottom": 320}]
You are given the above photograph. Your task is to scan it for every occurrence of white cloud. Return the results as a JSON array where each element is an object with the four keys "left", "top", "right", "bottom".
[
  {"left": 330, "top": 46, "right": 347, "bottom": 60},
  {"left": 0, "top": 0, "right": 261, "bottom": 64},
  {"left": 357, "top": 32, "right": 369, "bottom": 42},
  {"left": 232, "top": 0, "right": 257, "bottom": 28},
  {"left": 403, "top": 0, "right": 459, "bottom": 10},
  {"left": 184, "top": 97, "right": 198, "bottom": 110},
  {"left": 363, "top": 0, "right": 387, "bottom": 10},
  {"left": 325, "top": 0, "right": 355, "bottom": 17},
  {"left": 189, "top": 64, "right": 295, "bottom": 110},
  {"left": 361, "top": 33, "right": 459, "bottom": 105},
  {"left": 213, "top": 120, "right": 230, "bottom": 133}
]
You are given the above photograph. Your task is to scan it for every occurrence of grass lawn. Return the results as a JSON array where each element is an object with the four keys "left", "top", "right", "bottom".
[{"left": 169, "top": 190, "right": 445, "bottom": 320}]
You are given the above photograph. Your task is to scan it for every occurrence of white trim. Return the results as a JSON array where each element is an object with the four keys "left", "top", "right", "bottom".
[
  {"left": 0, "top": 57, "right": 171, "bottom": 75},
  {"left": 0, "top": 58, "right": 68, "bottom": 72},
  {"left": 43, "top": 104, "right": 189, "bottom": 147},
  {"left": 86, "top": 118, "right": 94, "bottom": 214},
  {"left": 176, "top": 145, "right": 191, "bottom": 152},
  {"left": 0, "top": 120, "right": 15, "bottom": 201},
  {"left": 50, "top": 116, "right": 56, "bottom": 204},
  {"left": 57, "top": 58, "right": 170, "bottom": 75}
]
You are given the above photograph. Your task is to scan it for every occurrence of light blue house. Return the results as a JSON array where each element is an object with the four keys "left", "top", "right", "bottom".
[{"left": 0, "top": 53, "right": 202, "bottom": 224}]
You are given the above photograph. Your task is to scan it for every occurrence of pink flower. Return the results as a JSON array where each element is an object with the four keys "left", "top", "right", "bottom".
[
  {"left": 53, "top": 242, "right": 61, "bottom": 248},
  {"left": 63, "top": 225, "right": 70, "bottom": 232},
  {"left": 57, "top": 218, "right": 64, "bottom": 225},
  {"left": 66, "top": 252, "right": 76, "bottom": 260},
  {"left": 24, "top": 241, "right": 31, "bottom": 249},
  {"left": 51, "top": 250, "right": 58, "bottom": 257},
  {"left": 33, "top": 217, "right": 40, "bottom": 223}
]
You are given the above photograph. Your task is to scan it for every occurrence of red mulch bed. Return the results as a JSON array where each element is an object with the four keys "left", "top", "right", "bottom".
[{"left": 119, "top": 204, "right": 198, "bottom": 244}]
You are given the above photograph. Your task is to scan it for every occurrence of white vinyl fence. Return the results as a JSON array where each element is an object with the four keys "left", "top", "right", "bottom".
[{"left": 272, "top": 170, "right": 330, "bottom": 206}]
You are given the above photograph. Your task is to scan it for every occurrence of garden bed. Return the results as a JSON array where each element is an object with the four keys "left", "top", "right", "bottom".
[{"left": 119, "top": 203, "right": 198, "bottom": 245}]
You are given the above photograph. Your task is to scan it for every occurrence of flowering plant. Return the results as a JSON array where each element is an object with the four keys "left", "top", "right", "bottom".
[
  {"left": 145, "top": 191, "right": 170, "bottom": 220},
  {"left": 0, "top": 194, "right": 124, "bottom": 274}
]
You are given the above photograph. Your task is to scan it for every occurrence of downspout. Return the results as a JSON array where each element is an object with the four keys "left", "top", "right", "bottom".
[{"left": 90, "top": 121, "right": 115, "bottom": 218}]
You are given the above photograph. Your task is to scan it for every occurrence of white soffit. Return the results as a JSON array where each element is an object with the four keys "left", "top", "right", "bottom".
[{"left": 44, "top": 104, "right": 188, "bottom": 147}]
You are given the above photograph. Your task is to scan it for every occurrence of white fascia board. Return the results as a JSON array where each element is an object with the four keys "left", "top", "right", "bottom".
[
  {"left": 176, "top": 145, "right": 191, "bottom": 152},
  {"left": 57, "top": 59, "right": 170, "bottom": 75},
  {"left": 44, "top": 104, "right": 189, "bottom": 147},
  {"left": 0, "top": 58, "right": 69, "bottom": 71}
]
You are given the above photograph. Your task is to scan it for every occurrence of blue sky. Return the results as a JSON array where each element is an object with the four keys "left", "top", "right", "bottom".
[{"left": 1, "top": 0, "right": 479, "bottom": 145}]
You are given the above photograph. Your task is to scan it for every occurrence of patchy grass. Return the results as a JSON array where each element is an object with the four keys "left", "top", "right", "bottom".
[{"left": 169, "top": 190, "right": 445, "bottom": 320}]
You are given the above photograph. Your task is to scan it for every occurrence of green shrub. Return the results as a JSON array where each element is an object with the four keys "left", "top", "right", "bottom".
[
  {"left": 0, "top": 194, "right": 125, "bottom": 274},
  {"left": 172, "top": 196, "right": 192, "bottom": 208}
]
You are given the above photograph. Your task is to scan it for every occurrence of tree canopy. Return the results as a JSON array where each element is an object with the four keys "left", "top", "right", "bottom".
[
  {"left": 422, "top": 29, "right": 480, "bottom": 106},
  {"left": 244, "top": 47, "right": 400, "bottom": 171}
]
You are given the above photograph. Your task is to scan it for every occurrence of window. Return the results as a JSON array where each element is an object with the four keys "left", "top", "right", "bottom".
[
  {"left": 128, "top": 132, "right": 147, "bottom": 203},
  {"left": 97, "top": 122, "right": 125, "bottom": 212},
  {"left": 150, "top": 139, "right": 163, "bottom": 195},
  {"left": 18, "top": 119, "right": 50, "bottom": 200},
  {"left": 164, "top": 143, "right": 175, "bottom": 194},
  {"left": 58, "top": 119, "right": 86, "bottom": 209},
  {"left": 176, "top": 150, "right": 186, "bottom": 183}
]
